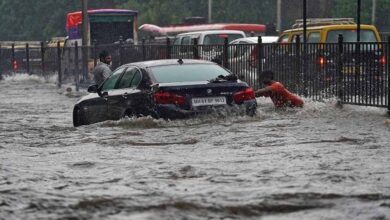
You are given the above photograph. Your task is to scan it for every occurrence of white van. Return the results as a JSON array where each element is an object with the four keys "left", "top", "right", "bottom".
[{"left": 172, "top": 30, "right": 246, "bottom": 60}]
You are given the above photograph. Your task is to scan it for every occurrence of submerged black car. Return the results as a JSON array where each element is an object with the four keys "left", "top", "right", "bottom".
[{"left": 73, "top": 59, "right": 257, "bottom": 126}]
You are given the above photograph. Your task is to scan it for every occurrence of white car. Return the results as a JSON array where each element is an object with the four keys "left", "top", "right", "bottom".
[
  {"left": 172, "top": 30, "right": 246, "bottom": 60},
  {"left": 228, "top": 36, "right": 278, "bottom": 87}
]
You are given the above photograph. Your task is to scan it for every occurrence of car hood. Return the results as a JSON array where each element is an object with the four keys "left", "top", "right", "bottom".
[{"left": 76, "top": 93, "right": 100, "bottom": 104}]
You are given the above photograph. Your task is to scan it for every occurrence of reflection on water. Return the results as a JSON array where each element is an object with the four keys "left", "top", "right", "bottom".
[{"left": 0, "top": 74, "right": 389, "bottom": 219}]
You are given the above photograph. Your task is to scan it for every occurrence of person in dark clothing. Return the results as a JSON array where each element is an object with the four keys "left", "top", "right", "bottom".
[
  {"left": 255, "top": 70, "right": 304, "bottom": 108},
  {"left": 92, "top": 50, "right": 112, "bottom": 85}
]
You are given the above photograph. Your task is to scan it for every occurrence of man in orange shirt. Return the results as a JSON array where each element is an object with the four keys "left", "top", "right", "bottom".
[{"left": 254, "top": 70, "right": 304, "bottom": 108}]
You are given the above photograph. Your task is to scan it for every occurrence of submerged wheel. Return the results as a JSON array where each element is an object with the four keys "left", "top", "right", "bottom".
[{"left": 73, "top": 107, "right": 85, "bottom": 127}]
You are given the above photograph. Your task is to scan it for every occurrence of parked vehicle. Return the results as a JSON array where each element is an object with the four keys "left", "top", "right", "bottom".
[
  {"left": 271, "top": 18, "right": 385, "bottom": 95},
  {"left": 171, "top": 30, "right": 246, "bottom": 60},
  {"left": 139, "top": 23, "right": 266, "bottom": 38},
  {"left": 228, "top": 36, "right": 278, "bottom": 86},
  {"left": 73, "top": 59, "right": 257, "bottom": 126}
]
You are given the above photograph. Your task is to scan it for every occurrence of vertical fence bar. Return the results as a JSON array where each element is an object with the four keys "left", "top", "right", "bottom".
[
  {"left": 223, "top": 37, "right": 229, "bottom": 69},
  {"left": 387, "top": 37, "right": 390, "bottom": 115},
  {"left": 119, "top": 36, "right": 124, "bottom": 66},
  {"left": 295, "top": 36, "right": 301, "bottom": 94},
  {"left": 26, "top": 43, "right": 30, "bottom": 74},
  {"left": 11, "top": 44, "right": 15, "bottom": 72},
  {"left": 93, "top": 40, "right": 97, "bottom": 68},
  {"left": 142, "top": 38, "right": 146, "bottom": 61},
  {"left": 166, "top": 37, "right": 171, "bottom": 59},
  {"left": 0, "top": 44, "right": 2, "bottom": 77},
  {"left": 75, "top": 41, "right": 79, "bottom": 91},
  {"left": 337, "top": 34, "right": 344, "bottom": 107},
  {"left": 193, "top": 38, "right": 199, "bottom": 59},
  {"left": 257, "top": 36, "right": 263, "bottom": 89},
  {"left": 40, "top": 42, "right": 45, "bottom": 75},
  {"left": 57, "top": 41, "right": 62, "bottom": 88}
]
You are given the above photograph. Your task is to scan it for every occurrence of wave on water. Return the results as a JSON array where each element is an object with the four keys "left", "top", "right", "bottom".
[
  {"left": 2, "top": 73, "right": 58, "bottom": 84},
  {"left": 100, "top": 108, "right": 269, "bottom": 129}
]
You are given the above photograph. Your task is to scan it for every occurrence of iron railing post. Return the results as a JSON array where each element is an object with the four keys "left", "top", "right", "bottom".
[
  {"left": 295, "top": 36, "right": 301, "bottom": 94},
  {"left": 223, "top": 37, "right": 229, "bottom": 69},
  {"left": 193, "top": 38, "right": 199, "bottom": 59},
  {"left": 75, "top": 41, "right": 79, "bottom": 91},
  {"left": 40, "top": 42, "right": 45, "bottom": 75},
  {"left": 387, "top": 36, "right": 390, "bottom": 115},
  {"left": 337, "top": 34, "right": 344, "bottom": 108},
  {"left": 26, "top": 43, "right": 30, "bottom": 74},
  {"left": 257, "top": 36, "right": 263, "bottom": 89},
  {"left": 57, "top": 42, "right": 62, "bottom": 88},
  {"left": 142, "top": 38, "right": 146, "bottom": 61},
  {"left": 166, "top": 37, "right": 171, "bottom": 59},
  {"left": 93, "top": 40, "right": 97, "bottom": 68},
  {"left": 0, "top": 44, "right": 2, "bottom": 76},
  {"left": 11, "top": 44, "right": 15, "bottom": 72},
  {"left": 119, "top": 36, "right": 124, "bottom": 66}
]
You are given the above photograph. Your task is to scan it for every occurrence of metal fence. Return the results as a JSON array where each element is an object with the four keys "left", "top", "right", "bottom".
[{"left": 0, "top": 38, "right": 389, "bottom": 112}]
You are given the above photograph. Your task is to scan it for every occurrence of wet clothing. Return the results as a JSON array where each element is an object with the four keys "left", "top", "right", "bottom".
[
  {"left": 92, "top": 62, "right": 112, "bottom": 85},
  {"left": 263, "top": 82, "right": 304, "bottom": 108}
]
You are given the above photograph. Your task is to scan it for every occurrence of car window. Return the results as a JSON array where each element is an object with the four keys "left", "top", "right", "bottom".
[
  {"left": 150, "top": 64, "right": 229, "bottom": 83},
  {"left": 130, "top": 68, "right": 142, "bottom": 88},
  {"left": 173, "top": 37, "right": 181, "bottom": 45},
  {"left": 117, "top": 67, "right": 136, "bottom": 89},
  {"left": 326, "top": 30, "right": 377, "bottom": 43},
  {"left": 117, "top": 67, "right": 142, "bottom": 89},
  {"left": 180, "top": 36, "right": 191, "bottom": 52},
  {"left": 291, "top": 34, "right": 303, "bottom": 43},
  {"left": 101, "top": 67, "right": 126, "bottom": 91},
  {"left": 182, "top": 37, "right": 191, "bottom": 45},
  {"left": 278, "top": 34, "right": 289, "bottom": 43},
  {"left": 203, "top": 34, "right": 244, "bottom": 45},
  {"left": 308, "top": 32, "right": 320, "bottom": 43}
]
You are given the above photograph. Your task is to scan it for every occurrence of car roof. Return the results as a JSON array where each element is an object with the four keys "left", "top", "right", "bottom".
[
  {"left": 123, "top": 59, "right": 216, "bottom": 68},
  {"left": 230, "top": 36, "right": 278, "bottom": 44},
  {"left": 176, "top": 30, "right": 246, "bottom": 36},
  {"left": 282, "top": 24, "right": 378, "bottom": 33}
]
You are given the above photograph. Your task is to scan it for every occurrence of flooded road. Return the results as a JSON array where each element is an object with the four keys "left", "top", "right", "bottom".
[{"left": 1, "top": 74, "right": 390, "bottom": 219}]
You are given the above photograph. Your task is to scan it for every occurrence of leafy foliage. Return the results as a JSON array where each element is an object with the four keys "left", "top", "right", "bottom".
[{"left": 0, "top": 0, "right": 388, "bottom": 41}]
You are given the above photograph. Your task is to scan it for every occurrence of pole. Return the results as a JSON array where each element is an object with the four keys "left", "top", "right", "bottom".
[
  {"left": 302, "top": 0, "right": 308, "bottom": 97},
  {"left": 208, "top": 0, "right": 212, "bottom": 23},
  {"left": 57, "top": 42, "right": 62, "bottom": 88},
  {"left": 40, "top": 42, "right": 45, "bottom": 75},
  {"left": 371, "top": 0, "right": 376, "bottom": 25},
  {"left": 26, "top": 43, "right": 30, "bottom": 74},
  {"left": 387, "top": 36, "right": 390, "bottom": 115},
  {"left": 81, "top": 0, "right": 89, "bottom": 82},
  {"left": 276, "top": 0, "right": 282, "bottom": 33},
  {"left": 337, "top": 34, "right": 344, "bottom": 108},
  {"left": 357, "top": 0, "right": 361, "bottom": 42}
]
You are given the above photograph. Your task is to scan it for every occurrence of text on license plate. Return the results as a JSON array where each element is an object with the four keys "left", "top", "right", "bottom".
[{"left": 191, "top": 96, "right": 226, "bottom": 107}]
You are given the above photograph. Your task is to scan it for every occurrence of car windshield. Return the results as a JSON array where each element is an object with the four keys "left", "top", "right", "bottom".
[
  {"left": 203, "top": 34, "right": 243, "bottom": 45},
  {"left": 326, "top": 30, "right": 377, "bottom": 43},
  {"left": 150, "top": 63, "right": 229, "bottom": 83}
]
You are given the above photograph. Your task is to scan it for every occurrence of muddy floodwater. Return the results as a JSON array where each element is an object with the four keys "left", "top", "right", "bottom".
[{"left": 0, "top": 74, "right": 390, "bottom": 220}]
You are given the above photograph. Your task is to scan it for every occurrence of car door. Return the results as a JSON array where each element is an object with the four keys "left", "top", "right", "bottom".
[
  {"left": 90, "top": 66, "right": 126, "bottom": 122},
  {"left": 106, "top": 66, "right": 143, "bottom": 120}
]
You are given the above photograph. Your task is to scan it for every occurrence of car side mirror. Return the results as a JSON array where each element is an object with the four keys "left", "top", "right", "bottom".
[{"left": 87, "top": 84, "right": 99, "bottom": 93}]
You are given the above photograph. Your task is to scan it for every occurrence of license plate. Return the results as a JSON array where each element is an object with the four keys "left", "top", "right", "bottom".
[{"left": 191, "top": 96, "right": 226, "bottom": 107}]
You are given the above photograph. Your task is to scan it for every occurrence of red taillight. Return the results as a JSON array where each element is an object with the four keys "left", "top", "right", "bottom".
[
  {"left": 13, "top": 60, "right": 18, "bottom": 70},
  {"left": 317, "top": 56, "right": 326, "bottom": 68},
  {"left": 379, "top": 56, "right": 386, "bottom": 66},
  {"left": 153, "top": 91, "right": 185, "bottom": 105},
  {"left": 233, "top": 88, "right": 255, "bottom": 103}
]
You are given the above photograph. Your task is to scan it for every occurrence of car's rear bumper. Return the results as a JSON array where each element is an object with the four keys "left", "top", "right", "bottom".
[{"left": 155, "top": 100, "right": 257, "bottom": 119}]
